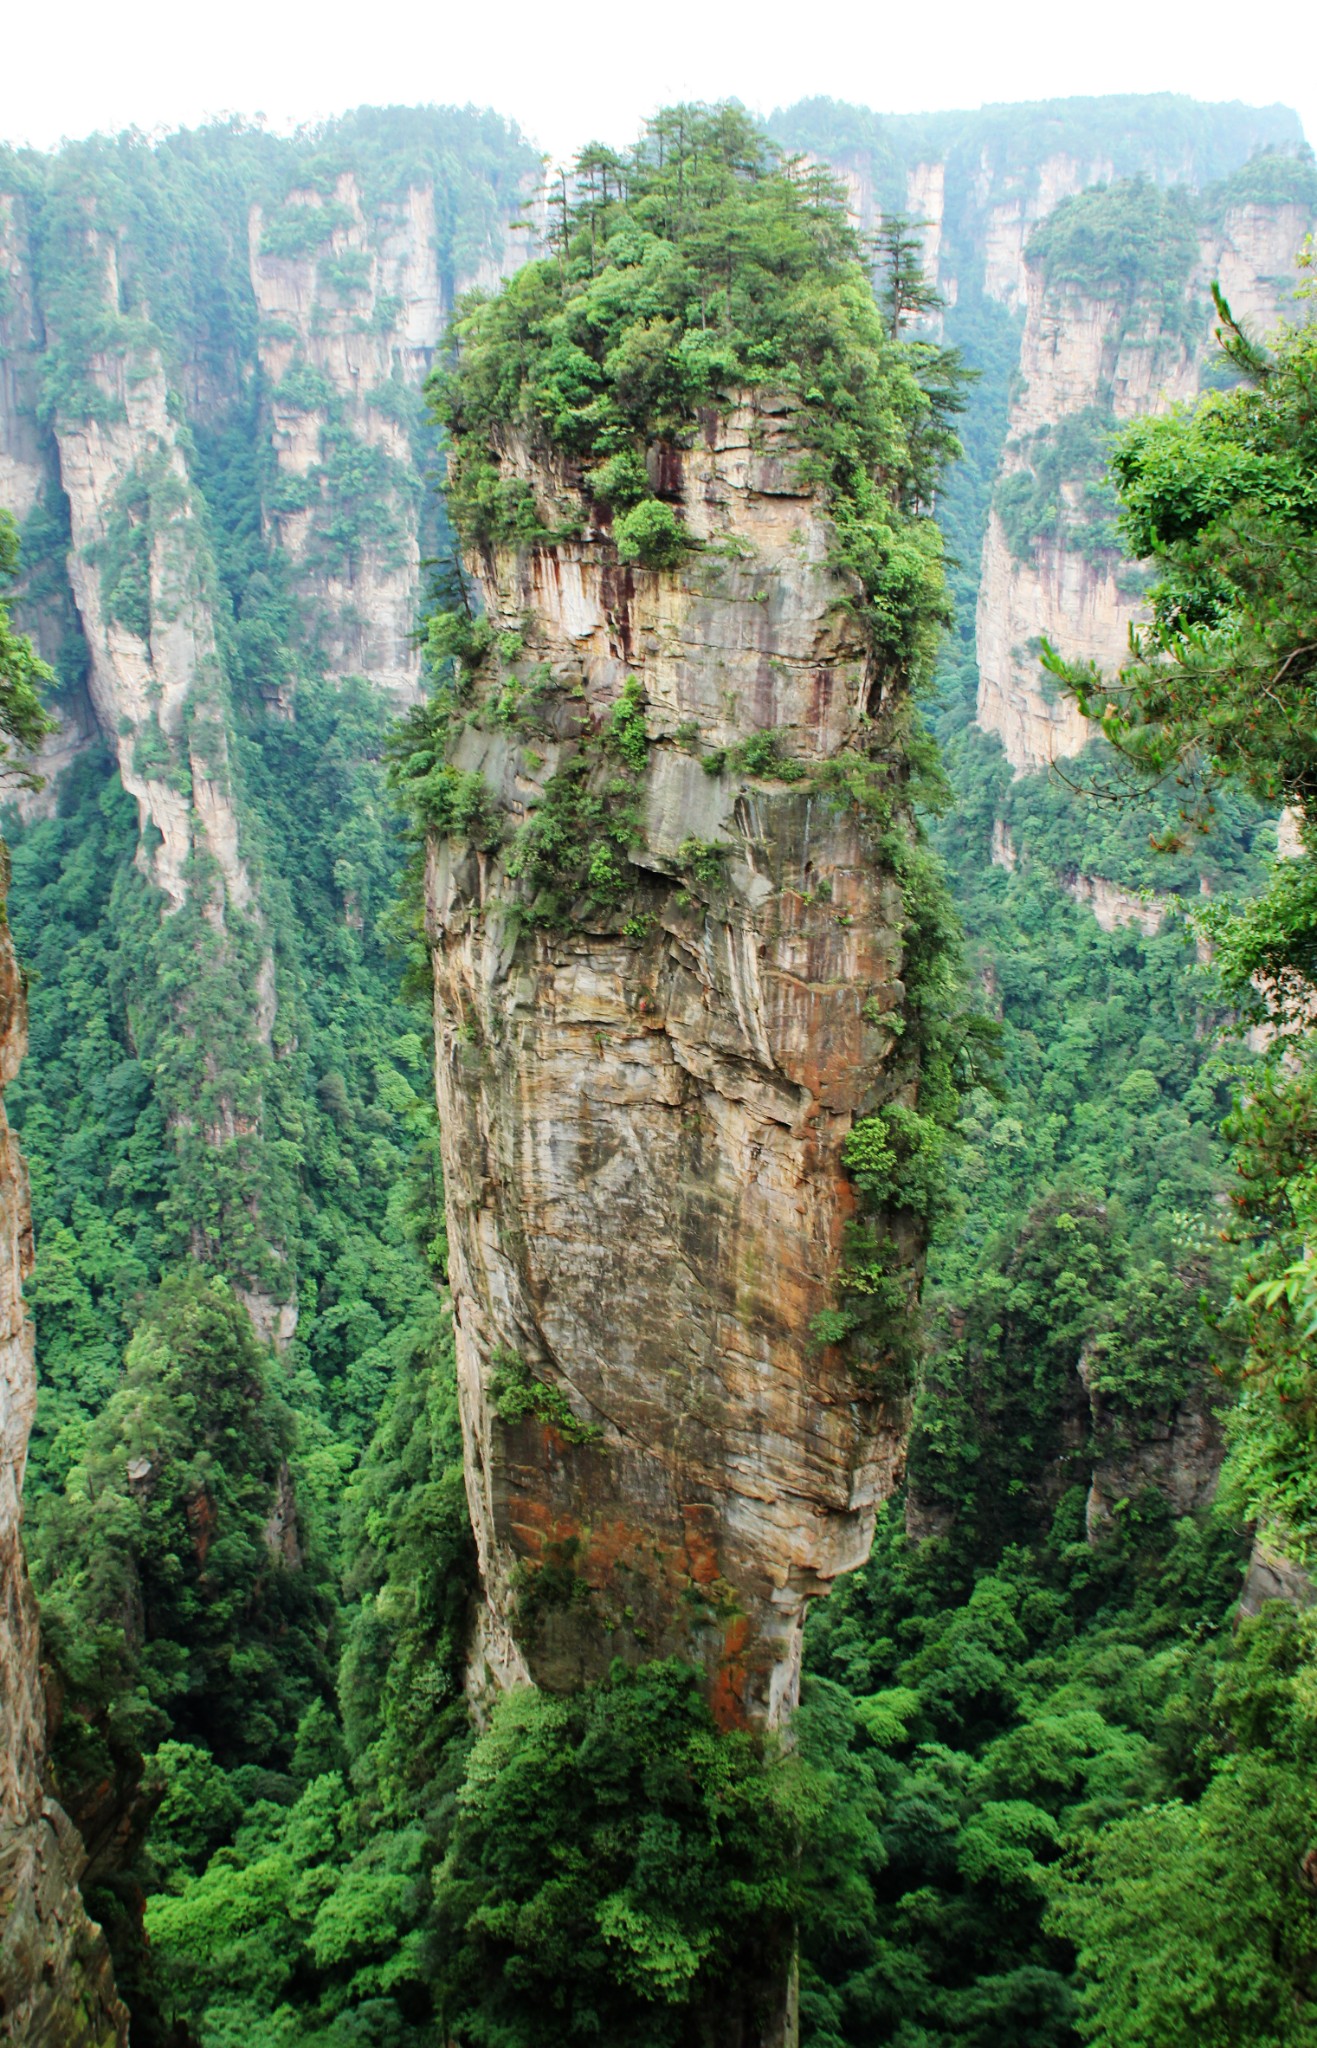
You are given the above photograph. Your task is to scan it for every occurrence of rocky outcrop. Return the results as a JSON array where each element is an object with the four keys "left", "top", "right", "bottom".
[
  {"left": 1239, "top": 1536, "right": 1317, "bottom": 1618},
  {"left": 1212, "top": 198, "right": 1317, "bottom": 335},
  {"left": 1081, "top": 1368, "right": 1223, "bottom": 1541},
  {"left": 428, "top": 397, "right": 919, "bottom": 1733},
  {"left": 250, "top": 171, "right": 533, "bottom": 702},
  {"left": 0, "top": 199, "right": 47, "bottom": 542},
  {"left": 977, "top": 152, "right": 1116, "bottom": 310},
  {"left": 250, "top": 175, "right": 443, "bottom": 702},
  {"left": 975, "top": 508, "right": 1134, "bottom": 771},
  {"left": 1058, "top": 869, "right": 1168, "bottom": 935},
  {"left": 974, "top": 254, "right": 1200, "bottom": 773},
  {"left": 49, "top": 231, "right": 259, "bottom": 924},
  {"left": 976, "top": 190, "right": 1317, "bottom": 774},
  {"left": 0, "top": 914, "right": 127, "bottom": 2044},
  {"left": 0, "top": 195, "right": 97, "bottom": 822}
]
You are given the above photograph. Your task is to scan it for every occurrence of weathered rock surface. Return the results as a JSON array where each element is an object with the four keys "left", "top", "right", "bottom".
[
  {"left": 976, "top": 195, "right": 1317, "bottom": 774},
  {"left": 1081, "top": 1372, "right": 1223, "bottom": 1541},
  {"left": 250, "top": 170, "right": 532, "bottom": 702},
  {"left": 250, "top": 175, "right": 441, "bottom": 702},
  {"left": 1058, "top": 869, "right": 1168, "bottom": 936},
  {"left": 50, "top": 244, "right": 258, "bottom": 925},
  {"left": 0, "top": 194, "right": 98, "bottom": 824},
  {"left": 1239, "top": 1535, "right": 1317, "bottom": 1618},
  {"left": 428, "top": 398, "right": 918, "bottom": 1730},
  {"left": 975, "top": 506, "right": 1133, "bottom": 771},
  {"left": 0, "top": 915, "right": 127, "bottom": 2044}
]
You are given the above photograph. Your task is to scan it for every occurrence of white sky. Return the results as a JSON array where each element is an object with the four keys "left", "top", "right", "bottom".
[{"left": 2, "top": 0, "right": 1312, "bottom": 162}]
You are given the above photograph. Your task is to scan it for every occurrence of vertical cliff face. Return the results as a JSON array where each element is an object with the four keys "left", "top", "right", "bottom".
[
  {"left": 975, "top": 509, "right": 1136, "bottom": 771},
  {"left": 0, "top": 129, "right": 536, "bottom": 1356},
  {"left": 428, "top": 398, "right": 917, "bottom": 1729},
  {"left": 0, "top": 195, "right": 97, "bottom": 822},
  {"left": 975, "top": 178, "right": 1317, "bottom": 774},
  {"left": 975, "top": 151, "right": 1116, "bottom": 309},
  {"left": 250, "top": 173, "right": 445, "bottom": 701},
  {"left": 0, "top": 198, "right": 47, "bottom": 541},
  {"left": 51, "top": 231, "right": 261, "bottom": 927},
  {"left": 249, "top": 166, "right": 535, "bottom": 703},
  {"left": 0, "top": 918, "right": 127, "bottom": 2044}
]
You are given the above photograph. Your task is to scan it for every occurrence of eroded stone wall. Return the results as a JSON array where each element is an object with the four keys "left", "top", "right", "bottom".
[
  {"left": 428, "top": 398, "right": 917, "bottom": 1730},
  {"left": 976, "top": 195, "right": 1317, "bottom": 774}
]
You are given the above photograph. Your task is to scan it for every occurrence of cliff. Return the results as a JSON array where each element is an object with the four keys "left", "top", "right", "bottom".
[
  {"left": 0, "top": 918, "right": 126, "bottom": 2044},
  {"left": 427, "top": 396, "right": 918, "bottom": 1730},
  {"left": 0, "top": 121, "right": 537, "bottom": 1343},
  {"left": 50, "top": 233, "right": 260, "bottom": 926},
  {"left": 0, "top": 195, "right": 97, "bottom": 822},
  {"left": 250, "top": 169, "right": 525, "bottom": 701},
  {"left": 975, "top": 176, "right": 1317, "bottom": 773}
]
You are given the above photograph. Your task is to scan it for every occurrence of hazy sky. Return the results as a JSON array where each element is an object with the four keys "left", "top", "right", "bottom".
[{"left": 3, "top": 0, "right": 1312, "bottom": 162}]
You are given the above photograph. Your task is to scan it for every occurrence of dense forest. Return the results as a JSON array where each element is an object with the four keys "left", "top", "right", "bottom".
[{"left": 1, "top": 88, "right": 1316, "bottom": 2048}]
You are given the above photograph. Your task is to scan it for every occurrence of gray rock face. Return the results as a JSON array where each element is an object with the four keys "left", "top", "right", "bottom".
[
  {"left": 1082, "top": 1376, "right": 1224, "bottom": 1541},
  {"left": 1239, "top": 1537, "right": 1317, "bottom": 1619}
]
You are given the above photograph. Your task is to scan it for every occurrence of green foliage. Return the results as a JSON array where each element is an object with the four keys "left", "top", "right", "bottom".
[
  {"left": 797, "top": 1502, "right": 1248, "bottom": 2048},
  {"left": 13, "top": 91, "right": 1317, "bottom": 2048},
  {"left": 1026, "top": 180, "right": 1199, "bottom": 323},
  {"left": 1051, "top": 1753, "right": 1317, "bottom": 2045},
  {"left": 1201, "top": 148, "right": 1317, "bottom": 224},
  {"left": 488, "top": 1346, "right": 605, "bottom": 1447},
  {"left": 30, "top": 1271, "right": 333, "bottom": 1782},
  {"left": 503, "top": 750, "right": 643, "bottom": 927},
  {"left": 995, "top": 412, "right": 1123, "bottom": 563},
  {"left": 1051, "top": 292, "right": 1317, "bottom": 814},
  {"left": 390, "top": 735, "right": 501, "bottom": 849},
  {"left": 1041, "top": 295, "right": 1317, "bottom": 1564},
  {"left": 770, "top": 95, "right": 1304, "bottom": 205},
  {"left": 818, "top": 1104, "right": 953, "bottom": 1380},
  {"left": 142, "top": 1298, "right": 473, "bottom": 2048},
  {"left": 318, "top": 250, "right": 373, "bottom": 300},
  {"left": 431, "top": 1661, "right": 805, "bottom": 2045},
  {"left": 700, "top": 729, "right": 807, "bottom": 781},
  {"left": 423, "top": 605, "right": 493, "bottom": 679},
  {"left": 586, "top": 448, "right": 652, "bottom": 510},
  {"left": 431, "top": 103, "right": 960, "bottom": 684},
  {"left": 1044, "top": 1601, "right": 1317, "bottom": 2047},
  {"left": 0, "top": 509, "right": 57, "bottom": 789},
  {"left": 603, "top": 674, "right": 649, "bottom": 770},
  {"left": 613, "top": 496, "right": 689, "bottom": 569},
  {"left": 262, "top": 199, "right": 356, "bottom": 257},
  {"left": 843, "top": 1104, "right": 949, "bottom": 1220},
  {"left": 673, "top": 836, "right": 727, "bottom": 888}
]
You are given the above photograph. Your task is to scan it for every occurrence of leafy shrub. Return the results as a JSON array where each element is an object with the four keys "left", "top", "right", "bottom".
[
  {"left": 489, "top": 1345, "right": 604, "bottom": 1446},
  {"left": 604, "top": 675, "right": 650, "bottom": 771},
  {"left": 613, "top": 497, "right": 689, "bottom": 569},
  {"left": 429, "top": 102, "right": 960, "bottom": 679},
  {"left": 430, "top": 1661, "right": 805, "bottom": 2046},
  {"left": 260, "top": 199, "right": 355, "bottom": 259},
  {"left": 843, "top": 1102, "right": 949, "bottom": 1224},
  {"left": 587, "top": 449, "right": 653, "bottom": 511}
]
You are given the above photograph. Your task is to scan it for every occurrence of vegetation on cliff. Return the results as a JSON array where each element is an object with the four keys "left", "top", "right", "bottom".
[
  {"left": 0, "top": 510, "right": 55, "bottom": 786},
  {"left": 5, "top": 89, "right": 1317, "bottom": 2048},
  {"left": 1007, "top": 281, "right": 1317, "bottom": 2045},
  {"left": 429, "top": 102, "right": 959, "bottom": 672}
]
